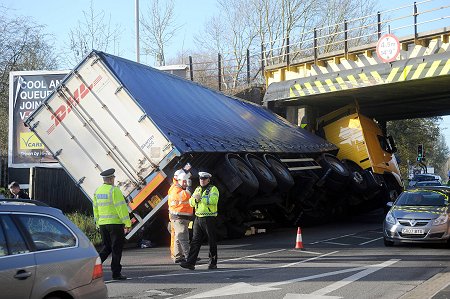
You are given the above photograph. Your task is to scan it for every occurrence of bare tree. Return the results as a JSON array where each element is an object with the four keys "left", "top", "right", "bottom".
[
  {"left": 194, "top": 0, "right": 259, "bottom": 92},
  {"left": 140, "top": 0, "right": 181, "bottom": 66},
  {"left": 0, "top": 6, "right": 58, "bottom": 155},
  {"left": 65, "top": 0, "right": 122, "bottom": 66}
]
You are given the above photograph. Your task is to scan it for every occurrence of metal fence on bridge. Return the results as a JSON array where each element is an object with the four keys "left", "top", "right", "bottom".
[{"left": 182, "top": 0, "right": 449, "bottom": 93}]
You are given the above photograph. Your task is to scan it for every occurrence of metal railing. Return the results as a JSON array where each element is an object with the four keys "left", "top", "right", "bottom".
[
  {"left": 183, "top": 0, "right": 449, "bottom": 93},
  {"left": 261, "top": 0, "right": 450, "bottom": 67}
]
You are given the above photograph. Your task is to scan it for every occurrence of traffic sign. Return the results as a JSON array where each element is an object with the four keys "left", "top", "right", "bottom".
[{"left": 376, "top": 34, "right": 400, "bottom": 63}]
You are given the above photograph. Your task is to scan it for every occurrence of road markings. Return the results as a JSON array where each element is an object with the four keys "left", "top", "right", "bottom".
[
  {"left": 281, "top": 251, "right": 339, "bottom": 268},
  {"left": 186, "top": 259, "right": 400, "bottom": 298},
  {"left": 309, "top": 233, "right": 355, "bottom": 244},
  {"left": 324, "top": 241, "right": 350, "bottom": 246},
  {"left": 358, "top": 237, "right": 383, "bottom": 245}
]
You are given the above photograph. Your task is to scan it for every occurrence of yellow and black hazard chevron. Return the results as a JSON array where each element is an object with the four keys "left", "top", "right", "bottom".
[{"left": 285, "top": 52, "right": 450, "bottom": 99}]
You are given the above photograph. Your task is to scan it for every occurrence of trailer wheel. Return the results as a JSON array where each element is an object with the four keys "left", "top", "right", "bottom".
[
  {"left": 263, "top": 154, "right": 294, "bottom": 192},
  {"left": 317, "top": 154, "right": 350, "bottom": 183},
  {"left": 244, "top": 154, "right": 277, "bottom": 194},
  {"left": 342, "top": 159, "right": 368, "bottom": 193},
  {"left": 226, "top": 154, "right": 259, "bottom": 197}
]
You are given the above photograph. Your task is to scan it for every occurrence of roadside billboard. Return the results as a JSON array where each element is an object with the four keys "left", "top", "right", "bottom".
[{"left": 8, "top": 70, "right": 68, "bottom": 168}]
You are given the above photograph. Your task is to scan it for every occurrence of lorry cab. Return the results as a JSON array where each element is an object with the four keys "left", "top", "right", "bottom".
[{"left": 317, "top": 104, "right": 403, "bottom": 197}]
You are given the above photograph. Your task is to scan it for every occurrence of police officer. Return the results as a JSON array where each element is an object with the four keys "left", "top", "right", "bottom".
[
  {"left": 8, "top": 181, "right": 30, "bottom": 199},
  {"left": 169, "top": 173, "right": 193, "bottom": 263},
  {"left": 93, "top": 168, "right": 131, "bottom": 280},
  {"left": 180, "top": 171, "right": 219, "bottom": 270}
]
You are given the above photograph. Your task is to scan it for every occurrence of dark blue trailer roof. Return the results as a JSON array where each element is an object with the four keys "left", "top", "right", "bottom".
[{"left": 96, "top": 51, "right": 336, "bottom": 155}]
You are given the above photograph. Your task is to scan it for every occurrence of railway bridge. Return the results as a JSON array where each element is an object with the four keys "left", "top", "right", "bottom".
[{"left": 262, "top": 1, "right": 450, "bottom": 129}]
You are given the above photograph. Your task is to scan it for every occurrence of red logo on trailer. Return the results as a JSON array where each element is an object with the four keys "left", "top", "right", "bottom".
[
  {"left": 376, "top": 34, "right": 400, "bottom": 63},
  {"left": 47, "top": 75, "right": 102, "bottom": 134}
]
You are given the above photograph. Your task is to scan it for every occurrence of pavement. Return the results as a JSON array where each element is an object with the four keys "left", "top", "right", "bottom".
[{"left": 398, "top": 268, "right": 450, "bottom": 299}]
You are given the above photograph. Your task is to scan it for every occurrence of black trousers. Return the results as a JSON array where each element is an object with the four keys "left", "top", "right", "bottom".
[
  {"left": 186, "top": 216, "right": 217, "bottom": 266},
  {"left": 99, "top": 224, "right": 125, "bottom": 277}
]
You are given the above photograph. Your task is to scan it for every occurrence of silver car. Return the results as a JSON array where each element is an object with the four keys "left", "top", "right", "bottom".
[
  {"left": 383, "top": 186, "right": 450, "bottom": 246},
  {"left": 0, "top": 199, "right": 107, "bottom": 299}
]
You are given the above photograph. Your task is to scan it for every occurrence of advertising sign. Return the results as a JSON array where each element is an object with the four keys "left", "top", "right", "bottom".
[{"left": 8, "top": 71, "right": 68, "bottom": 168}]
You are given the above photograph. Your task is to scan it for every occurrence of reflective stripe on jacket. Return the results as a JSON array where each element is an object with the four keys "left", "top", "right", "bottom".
[
  {"left": 93, "top": 184, "right": 131, "bottom": 227},
  {"left": 169, "top": 184, "right": 193, "bottom": 217},
  {"left": 189, "top": 184, "right": 219, "bottom": 217}
]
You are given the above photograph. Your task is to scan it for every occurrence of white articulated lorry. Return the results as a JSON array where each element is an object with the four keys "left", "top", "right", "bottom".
[{"left": 25, "top": 50, "right": 392, "bottom": 240}]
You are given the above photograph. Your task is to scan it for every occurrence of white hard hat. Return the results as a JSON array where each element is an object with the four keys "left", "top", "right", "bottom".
[
  {"left": 198, "top": 172, "right": 212, "bottom": 178},
  {"left": 174, "top": 169, "right": 184, "bottom": 179},
  {"left": 177, "top": 173, "right": 188, "bottom": 182}
]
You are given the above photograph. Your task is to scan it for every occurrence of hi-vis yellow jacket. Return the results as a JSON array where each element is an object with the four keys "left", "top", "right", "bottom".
[
  {"left": 93, "top": 184, "right": 131, "bottom": 228},
  {"left": 189, "top": 184, "right": 219, "bottom": 217}
]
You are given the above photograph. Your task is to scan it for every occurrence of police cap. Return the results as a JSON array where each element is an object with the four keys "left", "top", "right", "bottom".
[
  {"left": 100, "top": 168, "right": 115, "bottom": 178},
  {"left": 198, "top": 171, "right": 212, "bottom": 179}
]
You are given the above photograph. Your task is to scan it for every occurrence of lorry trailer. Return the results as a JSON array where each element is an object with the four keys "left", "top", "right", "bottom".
[{"left": 25, "top": 50, "right": 402, "bottom": 240}]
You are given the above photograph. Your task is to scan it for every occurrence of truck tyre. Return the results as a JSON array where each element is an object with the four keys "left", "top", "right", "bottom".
[
  {"left": 365, "top": 171, "right": 383, "bottom": 191},
  {"left": 317, "top": 153, "right": 350, "bottom": 183},
  {"left": 342, "top": 159, "right": 368, "bottom": 193},
  {"left": 263, "top": 154, "right": 294, "bottom": 192},
  {"left": 244, "top": 154, "right": 277, "bottom": 194},
  {"left": 226, "top": 154, "right": 259, "bottom": 197}
]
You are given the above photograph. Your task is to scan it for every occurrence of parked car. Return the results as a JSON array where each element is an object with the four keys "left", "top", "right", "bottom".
[
  {"left": 408, "top": 173, "right": 442, "bottom": 188},
  {"left": 383, "top": 186, "right": 450, "bottom": 246},
  {"left": 0, "top": 199, "right": 107, "bottom": 299},
  {"left": 414, "top": 180, "right": 442, "bottom": 187}
]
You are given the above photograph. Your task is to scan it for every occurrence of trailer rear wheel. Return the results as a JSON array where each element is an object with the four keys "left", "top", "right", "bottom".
[
  {"left": 244, "top": 154, "right": 277, "bottom": 193},
  {"left": 317, "top": 154, "right": 350, "bottom": 183},
  {"left": 226, "top": 154, "right": 259, "bottom": 197},
  {"left": 263, "top": 154, "right": 294, "bottom": 192}
]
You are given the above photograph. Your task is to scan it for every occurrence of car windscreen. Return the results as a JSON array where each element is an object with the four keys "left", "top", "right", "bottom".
[{"left": 395, "top": 190, "right": 448, "bottom": 206}]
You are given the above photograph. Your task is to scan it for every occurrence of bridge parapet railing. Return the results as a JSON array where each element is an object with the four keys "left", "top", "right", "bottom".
[{"left": 262, "top": 0, "right": 450, "bottom": 68}]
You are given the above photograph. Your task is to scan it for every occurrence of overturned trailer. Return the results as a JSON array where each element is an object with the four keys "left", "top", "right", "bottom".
[{"left": 25, "top": 50, "right": 386, "bottom": 240}]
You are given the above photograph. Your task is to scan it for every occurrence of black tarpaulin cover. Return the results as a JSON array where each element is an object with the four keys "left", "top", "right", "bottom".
[{"left": 97, "top": 51, "right": 336, "bottom": 155}]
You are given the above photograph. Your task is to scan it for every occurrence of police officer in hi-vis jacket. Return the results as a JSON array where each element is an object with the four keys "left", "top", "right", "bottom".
[
  {"left": 180, "top": 171, "right": 219, "bottom": 270},
  {"left": 93, "top": 168, "right": 131, "bottom": 280}
]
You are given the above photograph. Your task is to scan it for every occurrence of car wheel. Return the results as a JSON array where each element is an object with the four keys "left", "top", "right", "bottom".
[{"left": 383, "top": 237, "right": 394, "bottom": 247}]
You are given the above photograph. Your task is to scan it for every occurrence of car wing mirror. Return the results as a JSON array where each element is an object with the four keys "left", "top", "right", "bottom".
[{"left": 386, "top": 202, "right": 393, "bottom": 208}]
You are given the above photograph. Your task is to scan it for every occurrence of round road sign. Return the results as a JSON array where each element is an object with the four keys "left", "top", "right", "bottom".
[{"left": 376, "top": 34, "right": 400, "bottom": 63}]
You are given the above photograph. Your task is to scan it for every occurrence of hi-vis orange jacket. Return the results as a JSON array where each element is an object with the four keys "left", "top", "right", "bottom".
[{"left": 169, "top": 184, "right": 193, "bottom": 218}]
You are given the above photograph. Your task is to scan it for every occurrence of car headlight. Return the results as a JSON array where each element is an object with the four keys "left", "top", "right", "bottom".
[
  {"left": 385, "top": 212, "right": 396, "bottom": 225},
  {"left": 433, "top": 214, "right": 448, "bottom": 226}
]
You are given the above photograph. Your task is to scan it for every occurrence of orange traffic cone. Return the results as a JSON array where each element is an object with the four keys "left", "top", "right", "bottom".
[{"left": 295, "top": 227, "right": 303, "bottom": 249}]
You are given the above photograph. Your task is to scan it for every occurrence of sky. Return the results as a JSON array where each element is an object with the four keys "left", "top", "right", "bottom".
[{"left": 3, "top": 0, "right": 450, "bottom": 146}]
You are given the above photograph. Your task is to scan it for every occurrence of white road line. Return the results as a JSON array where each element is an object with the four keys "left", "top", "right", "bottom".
[
  {"left": 281, "top": 251, "right": 339, "bottom": 268},
  {"left": 324, "top": 241, "right": 350, "bottom": 246},
  {"left": 310, "top": 259, "right": 399, "bottom": 296},
  {"left": 288, "top": 250, "right": 323, "bottom": 255},
  {"left": 186, "top": 259, "right": 401, "bottom": 298},
  {"left": 223, "top": 249, "right": 286, "bottom": 262},
  {"left": 351, "top": 235, "right": 373, "bottom": 240},
  {"left": 309, "top": 233, "right": 355, "bottom": 244},
  {"left": 358, "top": 237, "right": 383, "bottom": 245},
  {"left": 105, "top": 250, "right": 339, "bottom": 283}
]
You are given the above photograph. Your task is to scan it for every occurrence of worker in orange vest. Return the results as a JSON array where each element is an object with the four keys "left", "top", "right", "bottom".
[{"left": 168, "top": 172, "right": 193, "bottom": 263}]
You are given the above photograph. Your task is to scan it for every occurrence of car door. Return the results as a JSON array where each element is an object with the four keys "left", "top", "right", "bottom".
[{"left": 0, "top": 214, "right": 36, "bottom": 299}]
